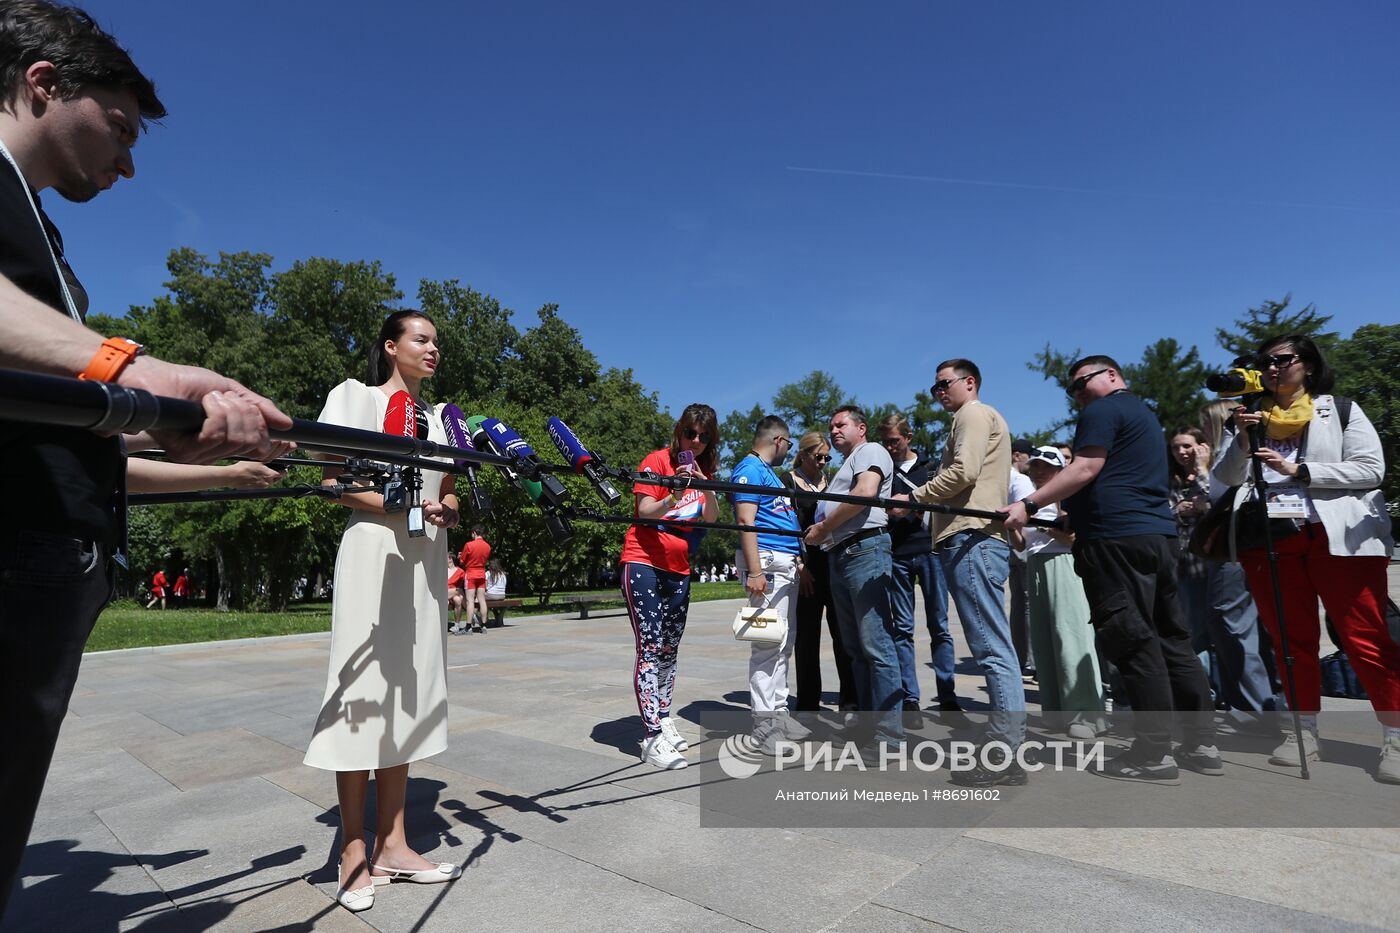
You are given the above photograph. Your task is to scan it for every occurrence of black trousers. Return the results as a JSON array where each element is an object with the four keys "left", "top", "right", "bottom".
[
  {"left": 793, "top": 552, "right": 857, "bottom": 710},
  {"left": 1073, "top": 534, "right": 1213, "bottom": 757},
  {"left": 0, "top": 532, "right": 112, "bottom": 920}
]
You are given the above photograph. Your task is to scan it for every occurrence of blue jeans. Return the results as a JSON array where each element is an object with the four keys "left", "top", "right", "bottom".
[
  {"left": 828, "top": 533, "right": 903, "bottom": 745},
  {"left": 890, "top": 551, "right": 956, "bottom": 704},
  {"left": 938, "top": 531, "right": 1025, "bottom": 745}
]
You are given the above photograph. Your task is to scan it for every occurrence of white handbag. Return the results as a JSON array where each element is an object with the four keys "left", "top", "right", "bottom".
[{"left": 733, "top": 607, "right": 786, "bottom": 645}]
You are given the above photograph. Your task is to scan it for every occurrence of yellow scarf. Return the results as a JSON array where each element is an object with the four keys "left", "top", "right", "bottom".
[{"left": 1261, "top": 393, "right": 1313, "bottom": 441}]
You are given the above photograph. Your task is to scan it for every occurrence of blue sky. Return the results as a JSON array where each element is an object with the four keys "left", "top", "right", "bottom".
[{"left": 56, "top": 1, "right": 1400, "bottom": 442}]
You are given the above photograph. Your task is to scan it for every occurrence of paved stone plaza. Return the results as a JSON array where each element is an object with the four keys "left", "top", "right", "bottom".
[{"left": 8, "top": 574, "right": 1400, "bottom": 932}]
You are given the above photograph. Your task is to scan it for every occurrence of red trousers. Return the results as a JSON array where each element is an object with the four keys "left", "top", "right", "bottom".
[{"left": 1240, "top": 523, "right": 1400, "bottom": 724}]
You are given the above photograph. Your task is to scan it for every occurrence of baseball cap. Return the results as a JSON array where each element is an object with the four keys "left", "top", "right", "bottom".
[{"left": 1027, "top": 445, "right": 1066, "bottom": 469}]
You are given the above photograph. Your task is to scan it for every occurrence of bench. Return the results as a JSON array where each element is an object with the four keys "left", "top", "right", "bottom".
[
  {"left": 485, "top": 598, "right": 522, "bottom": 628},
  {"left": 563, "top": 593, "right": 617, "bottom": 620}
]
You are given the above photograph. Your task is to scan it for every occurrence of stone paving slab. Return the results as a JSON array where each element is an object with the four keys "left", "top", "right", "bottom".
[{"left": 9, "top": 580, "right": 1400, "bottom": 932}]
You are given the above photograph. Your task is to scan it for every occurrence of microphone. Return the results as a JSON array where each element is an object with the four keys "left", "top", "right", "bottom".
[
  {"left": 546, "top": 417, "right": 622, "bottom": 507},
  {"left": 480, "top": 417, "right": 570, "bottom": 510},
  {"left": 466, "top": 415, "right": 571, "bottom": 545},
  {"left": 441, "top": 403, "right": 493, "bottom": 516},
  {"left": 383, "top": 391, "right": 425, "bottom": 536},
  {"left": 465, "top": 414, "right": 543, "bottom": 502}
]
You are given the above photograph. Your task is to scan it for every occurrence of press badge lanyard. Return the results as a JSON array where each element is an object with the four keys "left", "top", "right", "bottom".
[{"left": 0, "top": 137, "right": 84, "bottom": 323}]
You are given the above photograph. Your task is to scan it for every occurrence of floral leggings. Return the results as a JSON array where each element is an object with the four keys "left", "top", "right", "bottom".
[{"left": 622, "top": 562, "right": 692, "bottom": 735}]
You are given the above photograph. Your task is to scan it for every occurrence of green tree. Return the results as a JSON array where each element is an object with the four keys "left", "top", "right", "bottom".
[
  {"left": 772, "top": 370, "right": 851, "bottom": 438},
  {"left": 1215, "top": 294, "right": 1338, "bottom": 360},
  {"left": 1123, "top": 338, "right": 1209, "bottom": 432},
  {"left": 417, "top": 279, "right": 518, "bottom": 404}
]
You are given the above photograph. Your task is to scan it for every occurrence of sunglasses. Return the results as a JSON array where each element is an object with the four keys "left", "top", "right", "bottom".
[
  {"left": 1065, "top": 368, "right": 1110, "bottom": 396},
  {"left": 683, "top": 429, "right": 711, "bottom": 443},
  {"left": 813, "top": 454, "right": 832, "bottom": 464},
  {"left": 1262, "top": 353, "right": 1300, "bottom": 369},
  {"left": 930, "top": 377, "right": 964, "bottom": 394}
]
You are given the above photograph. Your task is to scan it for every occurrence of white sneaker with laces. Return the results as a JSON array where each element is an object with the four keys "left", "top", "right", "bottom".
[
  {"left": 1269, "top": 729, "right": 1321, "bottom": 766},
  {"left": 659, "top": 716, "right": 689, "bottom": 751},
  {"left": 777, "top": 709, "right": 811, "bottom": 741},
  {"left": 1377, "top": 734, "right": 1400, "bottom": 785},
  {"left": 639, "top": 733, "right": 687, "bottom": 769}
]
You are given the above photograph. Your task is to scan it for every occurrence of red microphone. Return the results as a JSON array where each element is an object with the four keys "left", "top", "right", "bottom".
[
  {"left": 384, "top": 390, "right": 427, "bottom": 440},
  {"left": 382, "top": 390, "right": 426, "bottom": 535}
]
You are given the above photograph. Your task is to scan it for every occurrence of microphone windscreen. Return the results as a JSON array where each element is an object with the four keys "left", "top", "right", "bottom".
[
  {"left": 441, "top": 403, "right": 477, "bottom": 465},
  {"left": 481, "top": 417, "right": 537, "bottom": 459},
  {"left": 547, "top": 417, "right": 592, "bottom": 473},
  {"left": 384, "top": 390, "right": 417, "bottom": 438}
]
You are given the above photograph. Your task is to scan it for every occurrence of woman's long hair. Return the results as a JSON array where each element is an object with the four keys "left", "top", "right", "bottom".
[
  {"left": 1167, "top": 426, "right": 1208, "bottom": 486},
  {"left": 366, "top": 309, "right": 436, "bottom": 386},
  {"left": 667, "top": 403, "right": 719, "bottom": 476}
]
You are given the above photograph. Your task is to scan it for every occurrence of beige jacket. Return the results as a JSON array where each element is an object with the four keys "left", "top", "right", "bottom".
[{"left": 910, "top": 400, "right": 1012, "bottom": 545}]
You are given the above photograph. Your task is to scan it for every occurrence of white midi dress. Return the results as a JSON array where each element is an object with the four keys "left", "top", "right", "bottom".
[{"left": 303, "top": 379, "right": 451, "bottom": 771}]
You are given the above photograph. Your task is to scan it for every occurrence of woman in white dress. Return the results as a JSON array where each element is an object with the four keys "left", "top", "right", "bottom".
[{"left": 305, "top": 310, "right": 462, "bottom": 911}]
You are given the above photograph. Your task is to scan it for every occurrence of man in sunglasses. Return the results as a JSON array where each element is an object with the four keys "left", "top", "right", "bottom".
[
  {"left": 999, "top": 355, "right": 1218, "bottom": 784},
  {"left": 905, "top": 359, "right": 1025, "bottom": 786}
]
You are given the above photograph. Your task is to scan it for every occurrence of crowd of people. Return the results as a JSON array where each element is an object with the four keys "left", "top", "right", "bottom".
[
  {"left": 616, "top": 352, "right": 1397, "bottom": 792},
  {"left": 1, "top": 1, "right": 1397, "bottom": 923}
]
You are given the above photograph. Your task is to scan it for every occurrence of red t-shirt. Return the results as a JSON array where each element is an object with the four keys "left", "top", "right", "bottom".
[
  {"left": 619, "top": 448, "right": 706, "bottom": 576},
  {"left": 151, "top": 571, "right": 167, "bottom": 596},
  {"left": 173, "top": 575, "right": 189, "bottom": 596},
  {"left": 447, "top": 567, "right": 466, "bottom": 590},
  {"left": 459, "top": 538, "right": 491, "bottom": 579}
]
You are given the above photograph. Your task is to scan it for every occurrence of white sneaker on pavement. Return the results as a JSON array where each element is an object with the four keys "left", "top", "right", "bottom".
[
  {"left": 1377, "top": 734, "right": 1400, "bottom": 785},
  {"left": 1269, "top": 729, "right": 1321, "bottom": 766},
  {"left": 777, "top": 709, "right": 811, "bottom": 741},
  {"left": 639, "top": 734, "right": 687, "bottom": 769},
  {"left": 658, "top": 716, "right": 689, "bottom": 752}
]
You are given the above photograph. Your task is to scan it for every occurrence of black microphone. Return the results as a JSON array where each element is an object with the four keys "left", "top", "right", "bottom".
[
  {"left": 440, "top": 403, "right": 492, "bottom": 516},
  {"left": 383, "top": 390, "right": 425, "bottom": 537},
  {"left": 479, "top": 417, "right": 570, "bottom": 510},
  {"left": 546, "top": 417, "right": 622, "bottom": 507}
]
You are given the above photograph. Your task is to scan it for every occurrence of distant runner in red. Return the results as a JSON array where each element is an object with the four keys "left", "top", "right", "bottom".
[
  {"left": 145, "top": 570, "right": 168, "bottom": 611},
  {"left": 172, "top": 570, "right": 190, "bottom": 608},
  {"left": 458, "top": 527, "right": 492, "bottom": 634}
]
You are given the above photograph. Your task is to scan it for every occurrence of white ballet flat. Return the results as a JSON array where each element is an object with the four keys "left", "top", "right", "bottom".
[
  {"left": 333, "top": 882, "right": 375, "bottom": 911},
  {"left": 369, "top": 861, "right": 462, "bottom": 885}
]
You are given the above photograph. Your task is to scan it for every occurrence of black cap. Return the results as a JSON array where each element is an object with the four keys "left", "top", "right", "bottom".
[{"left": 1011, "top": 438, "right": 1034, "bottom": 455}]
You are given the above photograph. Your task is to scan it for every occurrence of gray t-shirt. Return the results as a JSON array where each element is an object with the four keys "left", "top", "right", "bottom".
[{"left": 821, "top": 440, "right": 893, "bottom": 549}]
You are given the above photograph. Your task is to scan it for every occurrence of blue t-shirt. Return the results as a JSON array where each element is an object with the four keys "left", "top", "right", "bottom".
[
  {"left": 1065, "top": 391, "right": 1176, "bottom": 540},
  {"left": 730, "top": 454, "right": 802, "bottom": 554}
]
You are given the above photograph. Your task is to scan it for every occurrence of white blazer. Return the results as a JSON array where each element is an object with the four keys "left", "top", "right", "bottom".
[{"left": 1213, "top": 394, "right": 1393, "bottom": 557}]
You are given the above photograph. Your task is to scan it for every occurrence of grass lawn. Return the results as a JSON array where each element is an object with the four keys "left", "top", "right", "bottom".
[{"left": 87, "top": 581, "right": 747, "bottom": 652}]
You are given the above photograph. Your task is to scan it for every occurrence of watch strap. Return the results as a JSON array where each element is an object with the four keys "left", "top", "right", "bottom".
[{"left": 79, "top": 337, "right": 142, "bottom": 383}]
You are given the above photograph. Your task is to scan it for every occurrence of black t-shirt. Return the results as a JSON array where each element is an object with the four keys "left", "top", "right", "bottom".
[
  {"left": 889, "top": 449, "right": 935, "bottom": 558},
  {"left": 0, "top": 159, "right": 122, "bottom": 546},
  {"left": 1065, "top": 391, "right": 1175, "bottom": 540}
]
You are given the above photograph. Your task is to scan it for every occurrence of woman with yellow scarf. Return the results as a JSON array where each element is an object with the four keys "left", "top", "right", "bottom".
[{"left": 1212, "top": 334, "right": 1398, "bottom": 785}]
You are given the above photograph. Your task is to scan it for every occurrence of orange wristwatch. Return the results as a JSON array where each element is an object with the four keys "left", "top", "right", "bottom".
[{"left": 78, "top": 337, "right": 143, "bottom": 383}]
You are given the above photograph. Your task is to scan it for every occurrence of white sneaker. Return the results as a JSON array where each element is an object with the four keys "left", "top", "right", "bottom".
[
  {"left": 1269, "top": 729, "right": 1321, "bottom": 766},
  {"left": 777, "top": 709, "right": 811, "bottom": 741},
  {"left": 659, "top": 716, "right": 689, "bottom": 752},
  {"left": 639, "top": 734, "right": 687, "bottom": 769},
  {"left": 1377, "top": 734, "right": 1400, "bottom": 785},
  {"left": 1067, "top": 721, "right": 1099, "bottom": 740},
  {"left": 751, "top": 717, "right": 783, "bottom": 757}
]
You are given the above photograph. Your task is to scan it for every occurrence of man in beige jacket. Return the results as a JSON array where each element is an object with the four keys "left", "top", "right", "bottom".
[{"left": 907, "top": 358, "right": 1027, "bottom": 786}]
